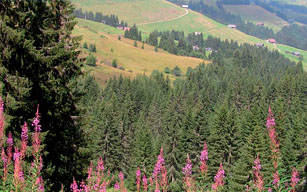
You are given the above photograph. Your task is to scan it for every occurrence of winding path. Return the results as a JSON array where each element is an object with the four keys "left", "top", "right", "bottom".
[{"left": 136, "top": 8, "right": 189, "bottom": 26}]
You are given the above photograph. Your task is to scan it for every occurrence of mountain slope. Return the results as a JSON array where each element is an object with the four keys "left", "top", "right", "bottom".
[
  {"left": 72, "top": 0, "right": 307, "bottom": 70},
  {"left": 73, "top": 19, "right": 207, "bottom": 85}
]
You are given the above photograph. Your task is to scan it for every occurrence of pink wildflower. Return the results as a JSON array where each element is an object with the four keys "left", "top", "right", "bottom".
[
  {"left": 183, "top": 154, "right": 192, "bottom": 177},
  {"left": 142, "top": 174, "right": 148, "bottom": 192},
  {"left": 114, "top": 182, "right": 120, "bottom": 191},
  {"left": 32, "top": 105, "right": 41, "bottom": 132},
  {"left": 266, "top": 106, "right": 275, "bottom": 129},
  {"left": 136, "top": 167, "right": 141, "bottom": 192},
  {"left": 20, "top": 122, "right": 28, "bottom": 159},
  {"left": 273, "top": 171, "right": 280, "bottom": 187},
  {"left": 253, "top": 155, "right": 263, "bottom": 191},
  {"left": 7, "top": 132, "right": 13, "bottom": 164},
  {"left": 212, "top": 163, "right": 225, "bottom": 191},
  {"left": 7, "top": 131, "right": 13, "bottom": 146},
  {"left": 153, "top": 147, "right": 165, "bottom": 178},
  {"left": 13, "top": 147, "right": 24, "bottom": 186},
  {"left": 290, "top": 168, "right": 299, "bottom": 192},
  {"left": 0, "top": 97, "right": 4, "bottom": 148},
  {"left": 200, "top": 142, "right": 208, "bottom": 174},
  {"left": 1, "top": 149, "right": 8, "bottom": 181},
  {"left": 70, "top": 178, "right": 79, "bottom": 192},
  {"left": 87, "top": 161, "right": 93, "bottom": 180},
  {"left": 97, "top": 157, "right": 104, "bottom": 172}
]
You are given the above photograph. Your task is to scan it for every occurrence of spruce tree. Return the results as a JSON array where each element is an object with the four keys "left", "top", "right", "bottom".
[{"left": 0, "top": 1, "right": 88, "bottom": 190}]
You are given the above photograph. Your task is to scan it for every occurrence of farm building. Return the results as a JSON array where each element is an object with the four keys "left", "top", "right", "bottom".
[
  {"left": 124, "top": 27, "right": 131, "bottom": 31},
  {"left": 255, "top": 43, "right": 264, "bottom": 47},
  {"left": 267, "top": 39, "right": 276, "bottom": 43},
  {"left": 182, "top": 5, "right": 189, "bottom": 8},
  {"left": 193, "top": 45, "right": 200, "bottom": 51},
  {"left": 292, "top": 52, "right": 301, "bottom": 56},
  {"left": 117, "top": 26, "right": 124, "bottom": 30},
  {"left": 227, "top": 24, "right": 237, "bottom": 29},
  {"left": 194, "top": 32, "right": 202, "bottom": 35},
  {"left": 257, "top": 22, "right": 264, "bottom": 26}
]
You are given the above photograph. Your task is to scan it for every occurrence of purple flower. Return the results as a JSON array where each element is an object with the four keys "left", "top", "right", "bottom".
[
  {"left": 182, "top": 154, "right": 192, "bottom": 177},
  {"left": 136, "top": 167, "right": 141, "bottom": 178},
  {"left": 32, "top": 105, "right": 41, "bottom": 132},
  {"left": 7, "top": 132, "right": 13, "bottom": 146},
  {"left": 114, "top": 182, "right": 120, "bottom": 191},
  {"left": 119, "top": 171, "right": 124, "bottom": 181},
  {"left": 153, "top": 147, "right": 165, "bottom": 178},
  {"left": 266, "top": 107, "right": 275, "bottom": 129},
  {"left": 13, "top": 150, "right": 20, "bottom": 162},
  {"left": 291, "top": 168, "right": 299, "bottom": 189},
  {"left": 21, "top": 122, "right": 28, "bottom": 141}
]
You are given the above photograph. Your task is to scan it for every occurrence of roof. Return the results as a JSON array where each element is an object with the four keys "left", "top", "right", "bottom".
[
  {"left": 267, "top": 39, "right": 276, "bottom": 43},
  {"left": 227, "top": 24, "right": 237, "bottom": 28},
  {"left": 182, "top": 5, "right": 189, "bottom": 8}
]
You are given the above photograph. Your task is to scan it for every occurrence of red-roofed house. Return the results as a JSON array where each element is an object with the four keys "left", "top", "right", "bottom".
[
  {"left": 267, "top": 39, "right": 276, "bottom": 44},
  {"left": 124, "top": 27, "right": 131, "bottom": 31}
]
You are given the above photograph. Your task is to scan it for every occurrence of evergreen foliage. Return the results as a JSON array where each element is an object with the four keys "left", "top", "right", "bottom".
[
  {"left": 86, "top": 54, "right": 97, "bottom": 66},
  {"left": 0, "top": 1, "right": 89, "bottom": 190}
]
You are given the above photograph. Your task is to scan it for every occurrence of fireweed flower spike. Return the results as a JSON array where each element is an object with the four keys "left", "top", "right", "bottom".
[
  {"left": 200, "top": 141, "right": 208, "bottom": 175},
  {"left": 266, "top": 107, "right": 280, "bottom": 188},
  {"left": 114, "top": 181, "right": 120, "bottom": 192},
  {"left": 212, "top": 163, "right": 225, "bottom": 191},
  {"left": 253, "top": 155, "right": 263, "bottom": 192},
  {"left": 20, "top": 122, "right": 28, "bottom": 159},
  {"left": 142, "top": 174, "right": 148, "bottom": 192},
  {"left": 0, "top": 97, "right": 4, "bottom": 148},
  {"left": 7, "top": 132, "right": 13, "bottom": 165},
  {"left": 136, "top": 167, "right": 141, "bottom": 192},
  {"left": 183, "top": 154, "right": 194, "bottom": 192},
  {"left": 290, "top": 168, "right": 299, "bottom": 192},
  {"left": 32, "top": 105, "right": 42, "bottom": 155}
]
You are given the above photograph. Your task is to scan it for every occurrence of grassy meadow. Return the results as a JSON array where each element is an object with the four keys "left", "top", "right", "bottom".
[
  {"left": 223, "top": 4, "right": 288, "bottom": 32},
  {"left": 73, "top": 19, "right": 207, "bottom": 85},
  {"left": 72, "top": 0, "right": 307, "bottom": 71},
  {"left": 72, "top": 0, "right": 186, "bottom": 24}
]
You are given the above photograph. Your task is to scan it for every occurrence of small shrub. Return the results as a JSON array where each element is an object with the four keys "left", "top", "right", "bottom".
[
  {"left": 83, "top": 42, "right": 88, "bottom": 49},
  {"left": 172, "top": 66, "right": 182, "bottom": 77},
  {"left": 134, "top": 41, "right": 137, "bottom": 47},
  {"left": 86, "top": 54, "right": 97, "bottom": 66},
  {"left": 164, "top": 67, "right": 171, "bottom": 74},
  {"left": 89, "top": 44, "right": 96, "bottom": 52},
  {"left": 112, "top": 59, "right": 118, "bottom": 68}
]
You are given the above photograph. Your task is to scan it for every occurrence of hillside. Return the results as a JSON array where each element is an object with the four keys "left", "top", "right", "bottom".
[
  {"left": 71, "top": 0, "right": 186, "bottom": 24},
  {"left": 223, "top": 4, "right": 288, "bottom": 31},
  {"left": 72, "top": 0, "right": 307, "bottom": 70},
  {"left": 74, "top": 19, "right": 206, "bottom": 85}
]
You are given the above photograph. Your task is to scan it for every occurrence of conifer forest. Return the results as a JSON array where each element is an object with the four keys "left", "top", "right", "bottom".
[{"left": 0, "top": 0, "right": 306, "bottom": 191}]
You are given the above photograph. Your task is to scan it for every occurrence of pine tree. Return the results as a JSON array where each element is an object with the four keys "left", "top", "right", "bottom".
[{"left": 0, "top": 1, "right": 88, "bottom": 190}]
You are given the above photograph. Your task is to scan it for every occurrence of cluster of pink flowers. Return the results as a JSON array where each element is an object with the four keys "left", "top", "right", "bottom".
[
  {"left": 266, "top": 107, "right": 281, "bottom": 189},
  {"left": 290, "top": 168, "right": 299, "bottom": 192},
  {"left": 253, "top": 155, "right": 264, "bottom": 191},
  {"left": 71, "top": 157, "right": 113, "bottom": 192},
  {"left": 136, "top": 167, "right": 141, "bottom": 192},
  {"left": 200, "top": 142, "right": 208, "bottom": 175},
  {"left": 0, "top": 98, "right": 44, "bottom": 191},
  {"left": 211, "top": 163, "right": 225, "bottom": 191},
  {"left": 182, "top": 154, "right": 195, "bottom": 192},
  {"left": 151, "top": 147, "right": 167, "bottom": 192}
]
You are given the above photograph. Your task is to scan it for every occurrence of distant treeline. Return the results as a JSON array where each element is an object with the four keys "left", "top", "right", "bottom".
[
  {"left": 73, "top": 8, "right": 128, "bottom": 28},
  {"left": 145, "top": 29, "right": 244, "bottom": 59},
  {"left": 167, "top": 0, "right": 307, "bottom": 50}
]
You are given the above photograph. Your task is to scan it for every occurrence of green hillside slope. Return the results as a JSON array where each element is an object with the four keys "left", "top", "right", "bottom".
[
  {"left": 73, "top": 19, "right": 207, "bottom": 85},
  {"left": 72, "top": 0, "right": 307, "bottom": 69}
]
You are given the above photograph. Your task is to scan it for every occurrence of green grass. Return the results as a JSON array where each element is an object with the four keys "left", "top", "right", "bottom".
[
  {"left": 277, "top": 44, "right": 307, "bottom": 70},
  {"left": 72, "top": 0, "right": 186, "bottom": 24},
  {"left": 72, "top": 0, "right": 307, "bottom": 70},
  {"left": 223, "top": 5, "right": 288, "bottom": 32},
  {"left": 73, "top": 19, "right": 207, "bottom": 85}
]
